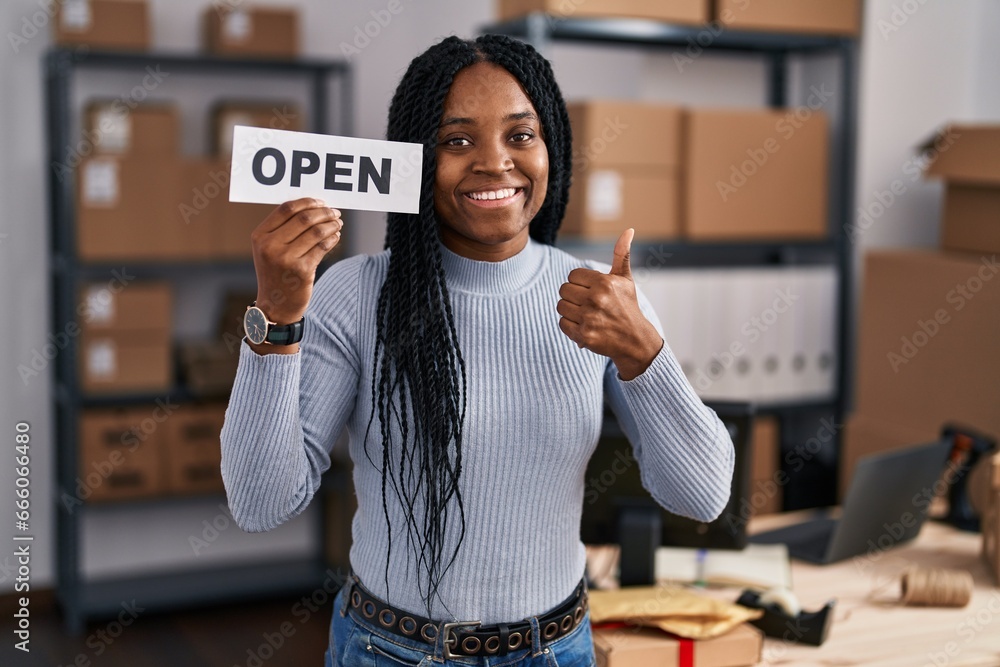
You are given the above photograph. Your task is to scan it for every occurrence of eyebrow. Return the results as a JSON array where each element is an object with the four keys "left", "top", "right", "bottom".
[{"left": 439, "top": 111, "right": 539, "bottom": 128}]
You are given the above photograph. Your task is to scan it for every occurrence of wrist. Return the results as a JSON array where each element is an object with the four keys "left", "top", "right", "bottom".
[
  {"left": 245, "top": 337, "right": 299, "bottom": 356},
  {"left": 614, "top": 325, "right": 663, "bottom": 381}
]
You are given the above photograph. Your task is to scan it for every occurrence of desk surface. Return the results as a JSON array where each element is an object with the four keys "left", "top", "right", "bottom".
[
  {"left": 588, "top": 512, "right": 1000, "bottom": 666},
  {"left": 744, "top": 512, "right": 1000, "bottom": 666}
]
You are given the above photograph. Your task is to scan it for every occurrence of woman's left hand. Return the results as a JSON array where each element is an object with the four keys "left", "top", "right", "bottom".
[{"left": 557, "top": 228, "right": 664, "bottom": 381}]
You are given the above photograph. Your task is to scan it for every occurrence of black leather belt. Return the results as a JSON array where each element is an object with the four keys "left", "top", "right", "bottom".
[{"left": 345, "top": 575, "right": 589, "bottom": 659}]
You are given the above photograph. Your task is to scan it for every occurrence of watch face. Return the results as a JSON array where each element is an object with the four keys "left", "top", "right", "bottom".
[{"left": 244, "top": 306, "right": 268, "bottom": 345}]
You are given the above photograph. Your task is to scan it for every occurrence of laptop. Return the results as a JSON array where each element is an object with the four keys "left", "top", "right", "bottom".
[{"left": 749, "top": 439, "right": 952, "bottom": 564}]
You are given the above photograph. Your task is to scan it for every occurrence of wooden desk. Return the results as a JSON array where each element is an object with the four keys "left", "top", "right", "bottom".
[
  {"left": 745, "top": 512, "right": 1000, "bottom": 666},
  {"left": 586, "top": 512, "right": 1000, "bottom": 666}
]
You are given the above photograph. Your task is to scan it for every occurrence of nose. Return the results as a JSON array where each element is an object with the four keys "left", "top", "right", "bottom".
[{"left": 472, "top": 138, "right": 513, "bottom": 175}]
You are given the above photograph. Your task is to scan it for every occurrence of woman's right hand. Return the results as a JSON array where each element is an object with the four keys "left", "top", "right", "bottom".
[{"left": 250, "top": 197, "right": 343, "bottom": 325}]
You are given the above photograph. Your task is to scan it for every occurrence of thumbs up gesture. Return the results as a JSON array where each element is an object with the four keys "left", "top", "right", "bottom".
[{"left": 557, "top": 228, "right": 664, "bottom": 381}]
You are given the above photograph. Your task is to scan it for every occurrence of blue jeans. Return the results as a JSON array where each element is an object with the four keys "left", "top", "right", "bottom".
[{"left": 324, "top": 583, "right": 597, "bottom": 666}]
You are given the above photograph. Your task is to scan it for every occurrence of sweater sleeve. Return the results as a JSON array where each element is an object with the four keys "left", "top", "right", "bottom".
[
  {"left": 219, "top": 255, "right": 365, "bottom": 532},
  {"left": 602, "top": 280, "right": 736, "bottom": 523}
]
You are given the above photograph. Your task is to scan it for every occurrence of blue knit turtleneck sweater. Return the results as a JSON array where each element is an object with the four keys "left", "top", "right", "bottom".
[{"left": 220, "top": 236, "right": 735, "bottom": 624}]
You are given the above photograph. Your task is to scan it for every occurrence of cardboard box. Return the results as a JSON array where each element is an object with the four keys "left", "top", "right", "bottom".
[
  {"left": 165, "top": 404, "right": 226, "bottom": 495},
  {"left": 941, "top": 185, "right": 1000, "bottom": 255},
  {"left": 211, "top": 102, "right": 303, "bottom": 157},
  {"left": 79, "top": 330, "right": 172, "bottom": 394},
  {"left": 593, "top": 623, "right": 763, "bottom": 667},
  {"left": 922, "top": 125, "right": 1000, "bottom": 184},
  {"left": 921, "top": 125, "right": 1000, "bottom": 255},
  {"left": 78, "top": 281, "right": 171, "bottom": 334},
  {"left": 53, "top": 0, "right": 150, "bottom": 51},
  {"left": 203, "top": 5, "right": 299, "bottom": 59},
  {"left": 564, "top": 167, "right": 679, "bottom": 241},
  {"left": 564, "top": 101, "right": 683, "bottom": 240},
  {"left": 853, "top": 250, "right": 1000, "bottom": 448},
  {"left": 715, "top": 0, "right": 861, "bottom": 36},
  {"left": 568, "top": 101, "right": 683, "bottom": 169},
  {"left": 79, "top": 407, "right": 164, "bottom": 501},
  {"left": 497, "top": 0, "right": 709, "bottom": 24},
  {"left": 748, "top": 416, "right": 781, "bottom": 516},
  {"left": 840, "top": 413, "right": 938, "bottom": 503},
  {"left": 683, "top": 108, "right": 829, "bottom": 241},
  {"left": 76, "top": 155, "right": 187, "bottom": 261},
  {"left": 84, "top": 102, "right": 179, "bottom": 156}
]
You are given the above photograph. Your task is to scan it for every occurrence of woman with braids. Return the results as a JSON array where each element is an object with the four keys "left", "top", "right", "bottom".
[{"left": 221, "top": 34, "right": 734, "bottom": 666}]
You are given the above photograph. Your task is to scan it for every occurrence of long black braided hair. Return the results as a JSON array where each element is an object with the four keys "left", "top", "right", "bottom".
[{"left": 363, "top": 33, "right": 573, "bottom": 618}]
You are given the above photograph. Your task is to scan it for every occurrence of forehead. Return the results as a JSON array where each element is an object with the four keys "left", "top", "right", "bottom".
[{"left": 441, "top": 62, "right": 538, "bottom": 121}]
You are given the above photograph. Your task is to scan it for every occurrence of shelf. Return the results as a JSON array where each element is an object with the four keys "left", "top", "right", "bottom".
[
  {"left": 556, "top": 238, "right": 837, "bottom": 268},
  {"left": 58, "top": 489, "right": 228, "bottom": 512},
  {"left": 47, "top": 43, "right": 352, "bottom": 635},
  {"left": 60, "top": 557, "right": 334, "bottom": 626},
  {"left": 57, "top": 383, "right": 212, "bottom": 408},
  {"left": 47, "top": 47, "right": 348, "bottom": 75},
  {"left": 51, "top": 255, "right": 257, "bottom": 280},
  {"left": 481, "top": 14, "right": 852, "bottom": 53}
]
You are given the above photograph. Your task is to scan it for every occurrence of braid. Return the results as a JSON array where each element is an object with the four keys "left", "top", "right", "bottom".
[{"left": 365, "top": 33, "right": 572, "bottom": 618}]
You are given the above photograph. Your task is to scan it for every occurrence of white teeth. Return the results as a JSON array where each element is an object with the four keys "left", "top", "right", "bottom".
[{"left": 469, "top": 188, "right": 517, "bottom": 201}]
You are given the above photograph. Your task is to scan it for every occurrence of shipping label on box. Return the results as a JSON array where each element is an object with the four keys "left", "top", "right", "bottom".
[
  {"left": 222, "top": 8, "right": 253, "bottom": 42},
  {"left": 82, "top": 159, "right": 120, "bottom": 207},
  {"left": 62, "top": 0, "right": 93, "bottom": 32}
]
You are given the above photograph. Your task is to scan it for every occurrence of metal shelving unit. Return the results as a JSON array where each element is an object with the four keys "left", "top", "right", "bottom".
[
  {"left": 483, "top": 14, "right": 858, "bottom": 495},
  {"left": 44, "top": 47, "right": 352, "bottom": 634}
]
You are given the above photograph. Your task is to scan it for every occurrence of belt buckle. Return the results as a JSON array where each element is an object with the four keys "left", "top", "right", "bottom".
[{"left": 442, "top": 620, "right": 481, "bottom": 659}]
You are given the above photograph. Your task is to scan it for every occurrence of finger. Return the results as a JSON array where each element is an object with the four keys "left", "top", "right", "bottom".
[
  {"left": 567, "top": 267, "right": 602, "bottom": 287},
  {"left": 289, "top": 221, "right": 342, "bottom": 258},
  {"left": 558, "top": 316, "right": 581, "bottom": 344},
  {"left": 558, "top": 282, "right": 590, "bottom": 306},
  {"left": 300, "top": 229, "right": 342, "bottom": 265},
  {"left": 610, "top": 228, "right": 634, "bottom": 279},
  {"left": 556, "top": 299, "right": 584, "bottom": 324},
  {"left": 259, "top": 197, "right": 331, "bottom": 233},
  {"left": 274, "top": 207, "right": 343, "bottom": 246}
]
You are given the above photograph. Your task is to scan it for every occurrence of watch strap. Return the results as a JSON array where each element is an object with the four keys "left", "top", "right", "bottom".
[{"left": 265, "top": 318, "right": 304, "bottom": 345}]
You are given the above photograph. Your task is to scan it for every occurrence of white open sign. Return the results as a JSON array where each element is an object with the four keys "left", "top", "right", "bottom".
[{"left": 228, "top": 125, "right": 423, "bottom": 214}]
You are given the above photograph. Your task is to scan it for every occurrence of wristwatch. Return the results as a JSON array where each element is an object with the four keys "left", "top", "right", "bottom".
[{"left": 243, "top": 301, "right": 304, "bottom": 346}]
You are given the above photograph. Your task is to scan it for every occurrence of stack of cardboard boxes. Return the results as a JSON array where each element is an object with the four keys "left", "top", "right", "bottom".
[
  {"left": 843, "top": 125, "right": 1000, "bottom": 501},
  {"left": 78, "top": 281, "right": 172, "bottom": 394},
  {"left": 79, "top": 402, "right": 227, "bottom": 502},
  {"left": 564, "top": 101, "right": 830, "bottom": 242},
  {"left": 52, "top": 1, "right": 300, "bottom": 59},
  {"left": 497, "top": 0, "right": 861, "bottom": 35},
  {"left": 564, "top": 102, "right": 684, "bottom": 240},
  {"left": 76, "top": 99, "right": 301, "bottom": 262}
]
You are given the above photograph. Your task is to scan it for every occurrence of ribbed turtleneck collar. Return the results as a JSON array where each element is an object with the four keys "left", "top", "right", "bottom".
[{"left": 436, "top": 236, "right": 547, "bottom": 296}]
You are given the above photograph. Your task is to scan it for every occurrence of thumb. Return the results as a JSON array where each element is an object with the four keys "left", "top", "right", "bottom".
[{"left": 610, "top": 228, "right": 634, "bottom": 279}]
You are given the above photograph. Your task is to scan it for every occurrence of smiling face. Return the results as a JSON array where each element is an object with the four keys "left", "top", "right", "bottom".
[{"left": 434, "top": 62, "right": 549, "bottom": 261}]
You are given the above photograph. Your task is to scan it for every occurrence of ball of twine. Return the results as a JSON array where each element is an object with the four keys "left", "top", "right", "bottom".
[{"left": 900, "top": 566, "right": 973, "bottom": 608}]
